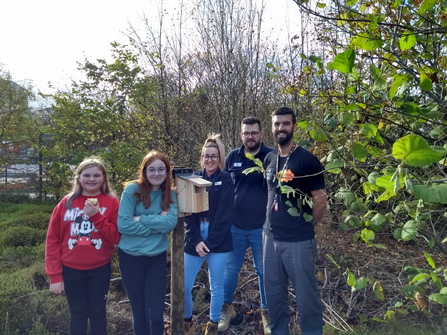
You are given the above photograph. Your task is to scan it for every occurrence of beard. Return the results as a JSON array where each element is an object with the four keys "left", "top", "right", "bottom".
[
  {"left": 243, "top": 138, "right": 261, "bottom": 151},
  {"left": 275, "top": 130, "right": 294, "bottom": 146}
]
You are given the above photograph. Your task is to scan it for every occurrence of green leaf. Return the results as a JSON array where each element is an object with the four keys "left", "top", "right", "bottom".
[
  {"left": 370, "top": 64, "right": 387, "bottom": 91},
  {"left": 353, "top": 277, "right": 368, "bottom": 291},
  {"left": 333, "top": 49, "right": 355, "bottom": 74},
  {"left": 402, "top": 220, "right": 418, "bottom": 241},
  {"left": 423, "top": 251, "right": 436, "bottom": 268},
  {"left": 309, "top": 130, "right": 327, "bottom": 142},
  {"left": 242, "top": 166, "right": 262, "bottom": 175},
  {"left": 428, "top": 238, "right": 435, "bottom": 248},
  {"left": 392, "top": 135, "right": 445, "bottom": 166},
  {"left": 420, "top": 72, "right": 433, "bottom": 91},
  {"left": 361, "top": 228, "right": 375, "bottom": 244},
  {"left": 418, "top": 0, "right": 437, "bottom": 14},
  {"left": 352, "top": 32, "right": 384, "bottom": 51},
  {"left": 352, "top": 142, "right": 368, "bottom": 161},
  {"left": 303, "top": 213, "right": 313, "bottom": 222},
  {"left": 347, "top": 0, "right": 357, "bottom": 5},
  {"left": 404, "top": 102, "right": 420, "bottom": 115},
  {"left": 346, "top": 86, "right": 356, "bottom": 95},
  {"left": 360, "top": 124, "right": 378, "bottom": 138},
  {"left": 326, "top": 254, "right": 340, "bottom": 268},
  {"left": 370, "top": 213, "right": 386, "bottom": 227},
  {"left": 316, "top": 2, "right": 326, "bottom": 8},
  {"left": 347, "top": 268, "right": 356, "bottom": 286},
  {"left": 428, "top": 293, "right": 447, "bottom": 305},
  {"left": 400, "top": 31, "right": 417, "bottom": 51},
  {"left": 413, "top": 184, "right": 447, "bottom": 204},
  {"left": 393, "top": 228, "right": 402, "bottom": 240},
  {"left": 340, "top": 111, "right": 355, "bottom": 124},
  {"left": 288, "top": 207, "right": 299, "bottom": 217},
  {"left": 401, "top": 285, "right": 425, "bottom": 298},
  {"left": 390, "top": 74, "right": 410, "bottom": 98},
  {"left": 326, "top": 161, "right": 344, "bottom": 174}
]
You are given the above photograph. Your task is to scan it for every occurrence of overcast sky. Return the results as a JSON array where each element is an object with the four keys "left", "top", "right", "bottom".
[{"left": 0, "top": 0, "right": 300, "bottom": 97}]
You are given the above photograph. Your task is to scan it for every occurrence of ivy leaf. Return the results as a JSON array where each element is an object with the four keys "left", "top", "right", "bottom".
[
  {"left": 400, "top": 31, "right": 417, "bottom": 51},
  {"left": 402, "top": 220, "right": 418, "bottom": 241},
  {"left": 418, "top": 0, "right": 437, "bottom": 14},
  {"left": 413, "top": 184, "right": 447, "bottom": 204},
  {"left": 392, "top": 135, "right": 445, "bottom": 166},
  {"left": 420, "top": 72, "right": 433, "bottom": 91},
  {"left": 333, "top": 49, "right": 355, "bottom": 74}
]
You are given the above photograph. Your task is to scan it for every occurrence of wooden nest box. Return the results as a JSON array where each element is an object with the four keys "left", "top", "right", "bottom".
[{"left": 172, "top": 167, "right": 212, "bottom": 217}]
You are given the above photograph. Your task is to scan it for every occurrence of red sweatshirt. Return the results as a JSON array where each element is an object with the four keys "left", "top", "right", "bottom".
[{"left": 45, "top": 193, "right": 120, "bottom": 284}]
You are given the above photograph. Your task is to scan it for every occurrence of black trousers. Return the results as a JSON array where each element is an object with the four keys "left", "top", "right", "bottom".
[
  {"left": 63, "top": 262, "right": 111, "bottom": 335},
  {"left": 119, "top": 249, "right": 167, "bottom": 335}
]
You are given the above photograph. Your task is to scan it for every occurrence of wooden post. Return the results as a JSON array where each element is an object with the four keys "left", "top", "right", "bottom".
[{"left": 170, "top": 216, "right": 184, "bottom": 334}]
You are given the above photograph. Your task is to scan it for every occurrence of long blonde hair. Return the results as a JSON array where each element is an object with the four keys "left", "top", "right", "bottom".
[
  {"left": 66, "top": 156, "right": 115, "bottom": 208},
  {"left": 201, "top": 133, "right": 225, "bottom": 171}
]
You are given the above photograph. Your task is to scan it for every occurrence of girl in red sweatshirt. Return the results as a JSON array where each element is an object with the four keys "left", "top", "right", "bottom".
[{"left": 45, "top": 156, "right": 120, "bottom": 335}]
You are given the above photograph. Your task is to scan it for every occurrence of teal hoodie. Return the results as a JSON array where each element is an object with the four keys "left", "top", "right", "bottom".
[{"left": 118, "top": 183, "right": 178, "bottom": 256}]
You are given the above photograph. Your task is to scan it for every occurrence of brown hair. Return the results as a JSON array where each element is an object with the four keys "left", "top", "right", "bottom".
[
  {"left": 125, "top": 150, "right": 173, "bottom": 211},
  {"left": 66, "top": 156, "right": 115, "bottom": 208},
  {"left": 201, "top": 133, "right": 225, "bottom": 170}
]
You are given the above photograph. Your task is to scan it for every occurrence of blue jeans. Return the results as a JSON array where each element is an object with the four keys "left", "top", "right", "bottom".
[
  {"left": 119, "top": 249, "right": 167, "bottom": 335},
  {"left": 63, "top": 262, "right": 111, "bottom": 335},
  {"left": 223, "top": 226, "right": 266, "bottom": 308},
  {"left": 263, "top": 233, "right": 322, "bottom": 335},
  {"left": 184, "top": 221, "right": 230, "bottom": 322}
]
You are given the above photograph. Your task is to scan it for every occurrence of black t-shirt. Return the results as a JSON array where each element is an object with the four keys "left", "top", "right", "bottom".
[
  {"left": 263, "top": 146, "right": 325, "bottom": 242},
  {"left": 224, "top": 143, "right": 274, "bottom": 230}
]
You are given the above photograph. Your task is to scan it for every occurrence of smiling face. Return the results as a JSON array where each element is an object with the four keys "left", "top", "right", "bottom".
[
  {"left": 241, "top": 123, "right": 263, "bottom": 153},
  {"left": 145, "top": 159, "right": 167, "bottom": 191},
  {"left": 202, "top": 146, "right": 220, "bottom": 176},
  {"left": 79, "top": 166, "right": 104, "bottom": 196},
  {"left": 272, "top": 114, "right": 297, "bottom": 146}
]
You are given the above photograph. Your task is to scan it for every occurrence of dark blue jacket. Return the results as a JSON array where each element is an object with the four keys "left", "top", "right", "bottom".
[
  {"left": 224, "top": 142, "right": 273, "bottom": 230},
  {"left": 184, "top": 169, "right": 234, "bottom": 255}
]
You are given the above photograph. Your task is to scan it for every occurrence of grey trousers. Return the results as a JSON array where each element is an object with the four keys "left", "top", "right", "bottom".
[{"left": 263, "top": 233, "right": 323, "bottom": 335}]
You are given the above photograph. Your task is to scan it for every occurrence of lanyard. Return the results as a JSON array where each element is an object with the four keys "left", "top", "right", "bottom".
[
  {"left": 273, "top": 143, "right": 297, "bottom": 211},
  {"left": 275, "top": 143, "right": 297, "bottom": 187}
]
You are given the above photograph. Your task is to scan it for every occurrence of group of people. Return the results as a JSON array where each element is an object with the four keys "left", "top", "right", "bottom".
[{"left": 45, "top": 106, "right": 327, "bottom": 335}]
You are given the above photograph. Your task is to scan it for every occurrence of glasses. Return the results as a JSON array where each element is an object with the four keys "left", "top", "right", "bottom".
[
  {"left": 241, "top": 131, "right": 260, "bottom": 138},
  {"left": 203, "top": 155, "right": 219, "bottom": 161},
  {"left": 146, "top": 167, "right": 167, "bottom": 175}
]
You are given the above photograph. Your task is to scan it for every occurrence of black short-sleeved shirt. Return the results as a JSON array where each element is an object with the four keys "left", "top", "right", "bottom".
[
  {"left": 224, "top": 143, "right": 274, "bottom": 230},
  {"left": 263, "top": 146, "right": 325, "bottom": 242}
]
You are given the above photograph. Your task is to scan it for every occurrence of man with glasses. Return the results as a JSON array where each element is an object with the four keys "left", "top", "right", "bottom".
[{"left": 218, "top": 116, "right": 273, "bottom": 334}]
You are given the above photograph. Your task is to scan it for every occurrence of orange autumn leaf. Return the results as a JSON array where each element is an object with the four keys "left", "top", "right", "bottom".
[
  {"left": 277, "top": 169, "right": 294, "bottom": 182},
  {"left": 246, "top": 310, "right": 254, "bottom": 315}
]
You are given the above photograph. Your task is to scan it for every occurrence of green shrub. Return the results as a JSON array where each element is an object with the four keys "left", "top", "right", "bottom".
[
  {"left": 0, "top": 263, "right": 70, "bottom": 335},
  {"left": 0, "top": 226, "right": 47, "bottom": 249},
  {"left": 0, "top": 212, "right": 51, "bottom": 231}
]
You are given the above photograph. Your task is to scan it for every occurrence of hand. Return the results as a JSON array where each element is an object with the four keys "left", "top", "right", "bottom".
[
  {"left": 195, "top": 241, "right": 210, "bottom": 257},
  {"left": 133, "top": 216, "right": 141, "bottom": 221},
  {"left": 84, "top": 201, "right": 99, "bottom": 217},
  {"left": 50, "top": 281, "right": 65, "bottom": 294},
  {"left": 160, "top": 211, "right": 168, "bottom": 216}
]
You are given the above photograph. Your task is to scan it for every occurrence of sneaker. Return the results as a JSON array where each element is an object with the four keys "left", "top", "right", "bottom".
[
  {"left": 217, "top": 303, "right": 236, "bottom": 331},
  {"left": 204, "top": 321, "right": 218, "bottom": 335},
  {"left": 261, "top": 308, "right": 271, "bottom": 335},
  {"left": 184, "top": 320, "right": 195, "bottom": 335}
]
